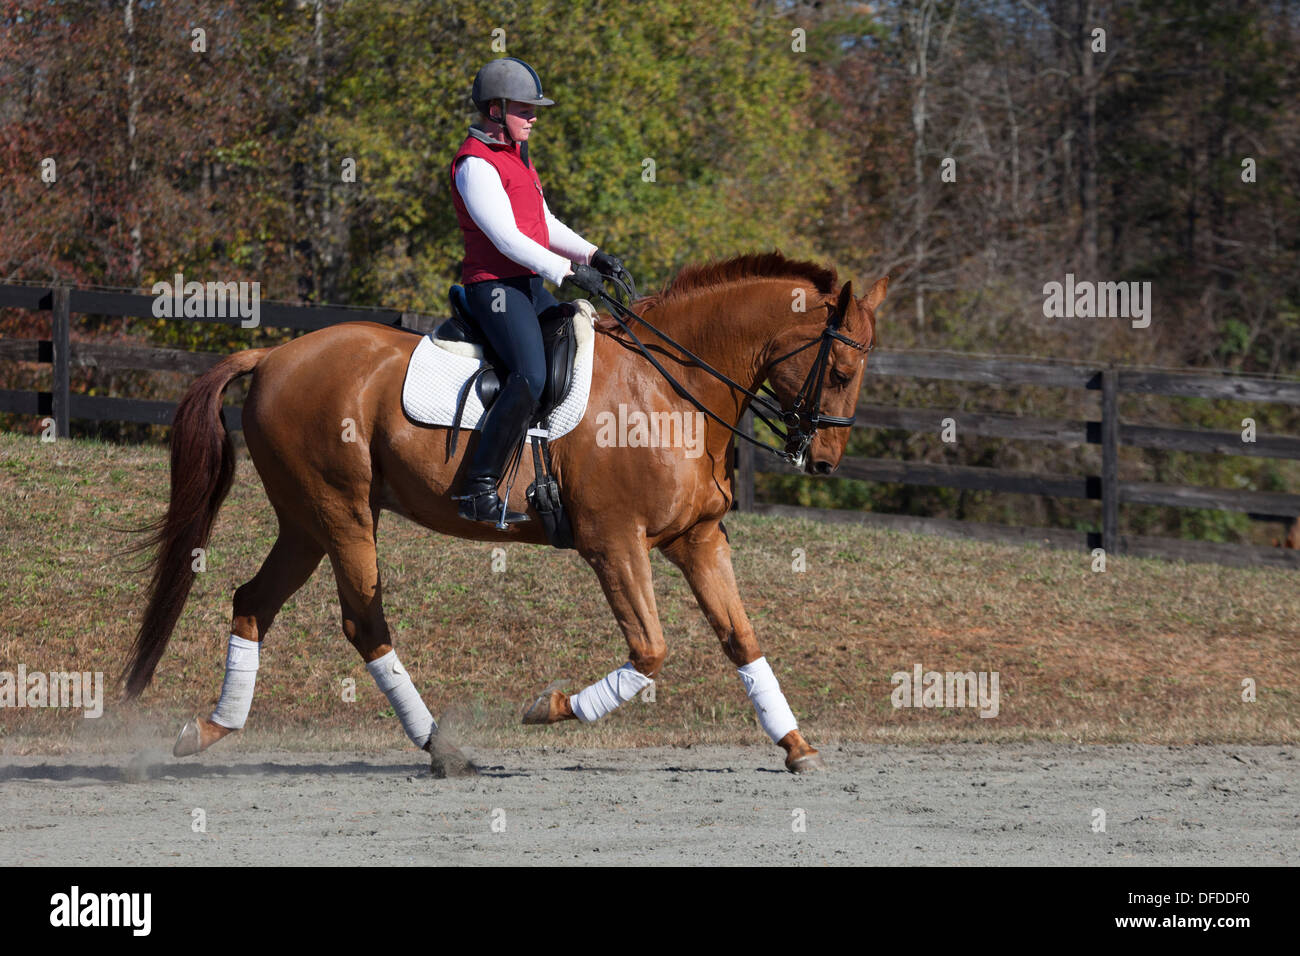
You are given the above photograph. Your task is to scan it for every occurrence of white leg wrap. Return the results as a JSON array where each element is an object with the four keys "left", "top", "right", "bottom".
[
  {"left": 210, "top": 635, "right": 259, "bottom": 730},
  {"left": 569, "top": 663, "right": 654, "bottom": 723},
  {"left": 738, "top": 656, "right": 798, "bottom": 744},
  {"left": 366, "top": 650, "right": 436, "bottom": 748}
]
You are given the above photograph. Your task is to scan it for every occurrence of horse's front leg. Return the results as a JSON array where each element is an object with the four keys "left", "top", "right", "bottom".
[
  {"left": 522, "top": 539, "right": 663, "bottom": 726},
  {"left": 661, "top": 520, "right": 824, "bottom": 773}
]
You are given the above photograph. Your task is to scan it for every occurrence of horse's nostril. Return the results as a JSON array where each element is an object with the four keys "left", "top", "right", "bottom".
[{"left": 815, "top": 460, "right": 832, "bottom": 475}]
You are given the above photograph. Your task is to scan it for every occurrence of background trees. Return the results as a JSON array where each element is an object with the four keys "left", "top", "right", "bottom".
[{"left": 2, "top": 0, "right": 1297, "bottom": 539}]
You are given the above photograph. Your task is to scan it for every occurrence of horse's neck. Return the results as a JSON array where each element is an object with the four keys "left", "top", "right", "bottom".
[{"left": 632, "top": 284, "right": 789, "bottom": 423}]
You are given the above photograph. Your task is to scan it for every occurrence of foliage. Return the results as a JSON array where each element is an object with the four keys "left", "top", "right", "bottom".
[{"left": 1, "top": 0, "right": 1297, "bottom": 540}]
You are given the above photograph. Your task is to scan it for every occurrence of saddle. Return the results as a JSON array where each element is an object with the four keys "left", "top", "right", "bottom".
[{"left": 433, "top": 285, "right": 579, "bottom": 420}]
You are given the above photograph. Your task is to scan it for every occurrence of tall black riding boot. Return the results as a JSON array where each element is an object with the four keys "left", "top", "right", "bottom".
[{"left": 454, "top": 371, "right": 539, "bottom": 525}]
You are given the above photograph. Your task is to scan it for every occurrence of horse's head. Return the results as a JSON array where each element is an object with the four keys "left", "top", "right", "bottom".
[{"left": 762, "top": 276, "right": 886, "bottom": 475}]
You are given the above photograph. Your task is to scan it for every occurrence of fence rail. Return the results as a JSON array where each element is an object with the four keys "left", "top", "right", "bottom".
[
  {"left": 2, "top": 282, "right": 1298, "bottom": 569},
  {"left": 732, "top": 347, "right": 1300, "bottom": 569},
  {"left": 0, "top": 282, "right": 428, "bottom": 437}
]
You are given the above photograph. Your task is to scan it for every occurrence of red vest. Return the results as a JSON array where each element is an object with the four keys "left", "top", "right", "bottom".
[{"left": 450, "top": 133, "right": 550, "bottom": 283}]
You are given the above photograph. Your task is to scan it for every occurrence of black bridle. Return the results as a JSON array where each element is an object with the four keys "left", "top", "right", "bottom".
[{"left": 591, "top": 271, "right": 873, "bottom": 469}]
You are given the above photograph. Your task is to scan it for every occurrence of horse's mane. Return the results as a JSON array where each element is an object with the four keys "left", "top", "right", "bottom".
[{"left": 634, "top": 251, "right": 838, "bottom": 314}]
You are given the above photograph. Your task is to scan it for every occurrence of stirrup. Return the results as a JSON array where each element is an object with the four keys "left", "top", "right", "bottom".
[{"left": 454, "top": 489, "right": 530, "bottom": 525}]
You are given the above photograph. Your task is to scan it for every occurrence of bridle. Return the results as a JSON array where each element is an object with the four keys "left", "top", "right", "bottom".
[
  {"left": 761, "top": 302, "right": 873, "bottom": 467},
  {"left": 592, "top": 273, "right": 874, "bottom": 469}
]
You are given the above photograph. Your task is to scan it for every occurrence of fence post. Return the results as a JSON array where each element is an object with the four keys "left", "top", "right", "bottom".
[
  {"left": 734, "top": 409, "right": 755, "bottom": 511},
  {"left": 1101, "top": 366, "right": 1119, "bottom": 556},
  {"left": 52, "top": 286, "right": 71, "bottom": 439}
]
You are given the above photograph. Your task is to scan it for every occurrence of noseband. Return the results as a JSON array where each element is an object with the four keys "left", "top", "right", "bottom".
[{"left": 592, "top": 280, "right": 873, "bottom": 467}]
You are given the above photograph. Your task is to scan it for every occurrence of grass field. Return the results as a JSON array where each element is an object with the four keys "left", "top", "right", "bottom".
[{"left": 1, "top": 430, "right": 1297, "bottom": 754}]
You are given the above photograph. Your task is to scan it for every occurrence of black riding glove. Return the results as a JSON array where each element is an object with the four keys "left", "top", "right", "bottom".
[
  {"left": 591, "top": 250, "right": 624, "bottom": 278},
  {"left": 565, "top": 263, "right": 605, "bottom": 297}
]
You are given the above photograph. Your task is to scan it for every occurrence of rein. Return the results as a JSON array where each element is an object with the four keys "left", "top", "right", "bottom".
[{"left": 592, "top": 273, "right": 872, "bottom": 468}]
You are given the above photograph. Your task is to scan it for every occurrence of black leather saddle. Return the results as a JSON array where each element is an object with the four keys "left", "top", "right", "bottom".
[{"left": 434, "top": 285, "right": 579, "bottom": 421}]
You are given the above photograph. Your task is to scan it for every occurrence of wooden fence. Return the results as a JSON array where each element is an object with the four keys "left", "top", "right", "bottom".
[
  {"left": 0, "top": 283, "right": 433, "bottom": 434},
  {"left": 733, "top": 352, "right": 1300, "bottom": 569},
  {"left": 3, "top": 282, "right": 1298, "bottom": 569}
]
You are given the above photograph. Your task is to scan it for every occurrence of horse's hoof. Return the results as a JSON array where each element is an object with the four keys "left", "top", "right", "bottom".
[
  {"left": 172, "top": 717, "right": 202, "bottom": 757},
  {"left": 521, "top": 691, "right": 559, "bottom": 725},
  {"left": 787, "top": 751, "right": 826, "bottom": 774},
  {"left": 521, "top": 681, "right": 570, "bottom": 725},
  {"left": 427, "top": 736, "right": 479, "bottom": 779}
]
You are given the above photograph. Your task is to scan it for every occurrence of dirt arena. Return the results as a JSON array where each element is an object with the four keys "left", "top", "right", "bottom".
[{"left": 1, "top": 743, "right": 1293, "bottom": 865}]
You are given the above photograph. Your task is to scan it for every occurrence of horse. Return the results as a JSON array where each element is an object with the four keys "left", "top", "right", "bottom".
[{"left": 122, "top": 251, "right": 886, "bottom": 775}]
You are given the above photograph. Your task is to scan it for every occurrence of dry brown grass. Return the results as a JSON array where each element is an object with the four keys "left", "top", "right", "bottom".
[{"left": 2, "top": 430, "right": 1297, "bottom": 755}]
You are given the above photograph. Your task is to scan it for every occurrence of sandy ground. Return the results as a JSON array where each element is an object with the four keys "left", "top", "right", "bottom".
[{"left": 0, "top": 743, "right": 1294, "bottom": 865}]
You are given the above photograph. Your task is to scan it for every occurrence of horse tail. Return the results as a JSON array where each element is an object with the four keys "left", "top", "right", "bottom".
[{"left": 121, "top": 348, "right": 270, "bottom": 699}]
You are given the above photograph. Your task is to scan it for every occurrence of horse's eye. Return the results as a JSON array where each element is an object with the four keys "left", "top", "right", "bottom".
[{"left": 830, "top": 368, "right": 850, "bottom": 387}]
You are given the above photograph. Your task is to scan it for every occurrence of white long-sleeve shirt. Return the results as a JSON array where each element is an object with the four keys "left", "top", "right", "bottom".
[{"left": 454, "top": 154, "right": 597, "bottom": 286}]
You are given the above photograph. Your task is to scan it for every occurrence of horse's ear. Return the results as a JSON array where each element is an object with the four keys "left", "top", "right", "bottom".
[
  {"left": 865, "top": 276, "right": 888, "bottom": 311},
  {"left": 834, "top": 281, "right": 854, "bottom": 323}
]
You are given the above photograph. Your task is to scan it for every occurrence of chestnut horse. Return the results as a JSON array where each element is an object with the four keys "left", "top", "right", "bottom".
[{"left": 123, "top": 252, "right": 885, "bottom": 774}]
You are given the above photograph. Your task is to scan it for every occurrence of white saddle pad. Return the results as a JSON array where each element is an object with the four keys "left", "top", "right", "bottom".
[{"left": 401, "top": 299, "right": 597, "bottom": 440}]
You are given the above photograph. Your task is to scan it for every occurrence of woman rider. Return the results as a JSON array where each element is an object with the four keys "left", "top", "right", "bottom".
[{"left": 449, "top": 57, "right": 620, "bottom": 525}]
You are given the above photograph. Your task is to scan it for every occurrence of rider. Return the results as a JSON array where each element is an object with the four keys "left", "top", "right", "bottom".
[{"left": 449, "top": 56, "right": 621, "bottom": 525}]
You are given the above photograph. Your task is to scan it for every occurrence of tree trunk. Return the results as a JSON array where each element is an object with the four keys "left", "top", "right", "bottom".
[
  {"left": 909, "top": 0, "right": 934, "bottom": 330},
  {"left": 1078, "top": 0, "right": 1098, "bottom": 277},
  {"left": 125, "top": 0, "right": 142, "bottom": 284}
]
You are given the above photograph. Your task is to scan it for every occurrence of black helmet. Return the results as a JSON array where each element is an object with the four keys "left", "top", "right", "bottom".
[{"left": 471, "top": 57, "right": 554, "bottom": 116}]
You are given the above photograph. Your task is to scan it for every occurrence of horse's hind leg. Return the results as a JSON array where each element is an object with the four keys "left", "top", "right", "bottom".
[
  {"left": 661, "top": 520, "right": 823, "bottom": 773},
  {"left": 173, "top": 525, "right": 324, "bottom": 756},
  {"left": 327, "top": 525, "right": 477, "bottom": 778}
]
